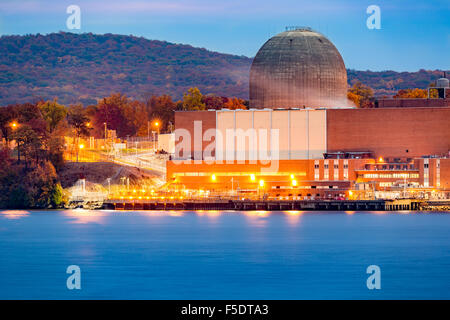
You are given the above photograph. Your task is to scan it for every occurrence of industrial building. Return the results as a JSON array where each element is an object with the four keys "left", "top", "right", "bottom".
[{"left": 166, "top": 27, "right": 450, "bottom": 200}]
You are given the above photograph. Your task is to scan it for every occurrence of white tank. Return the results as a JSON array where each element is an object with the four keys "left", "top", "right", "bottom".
[{"left": 436, "top": 78, "right": 449, "bottom": 88}]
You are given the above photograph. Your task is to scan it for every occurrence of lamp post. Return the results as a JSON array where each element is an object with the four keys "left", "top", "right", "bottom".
[
  {"left": 152, "top": 120, "right": 161, "bottom": 151},
  {"left": 77, "top": 143, "right": 84, "bottom": 162},
  {"left": 10, "top": 121, "right": 19, "bottom": 161},
  {"left": 103, "top": 122, "right": 107, "bottom": 151}
]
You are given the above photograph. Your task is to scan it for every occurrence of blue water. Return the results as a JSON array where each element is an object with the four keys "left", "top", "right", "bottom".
[{"left": 0, "top": 210, "right": 449, "bottom": 299}]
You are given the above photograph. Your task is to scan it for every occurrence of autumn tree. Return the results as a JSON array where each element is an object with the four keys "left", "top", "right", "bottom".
[
  {"left": 347, "top": 82, "right": 375, "bottom": 108},
  {"left": 0, "top": 105, "right": 18, "bottom": 144},
  {"left": 393, "top": 88, "right": 427, "bottom": 99},
  {"left": 10, "top": 124, "right": 41, "bottom": 167},
  {"left": 94, "top": 93, "right": 136, "bottom": 138},
  {"left": 182, "top": 87, "right": 205, "bottom": 111},
  {"left": 146, "top": 94, "right": 177, "bottom": 133},
  {"left": 224, "top": 97, "right": 247, "bottom": 110},
  {"left": 202, "top": 95, "right": 226, "bottom": 110},
  {"left": 67, "top": 105, "right": 91, "bottom": 162}
]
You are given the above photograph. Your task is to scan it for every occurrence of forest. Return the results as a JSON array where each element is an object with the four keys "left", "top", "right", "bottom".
[
  {"left": 0, "top": 32, "right": 448, "bottom": 106},
  {"left": 0, "top": 87, "right": 248, "bottom": 209}
]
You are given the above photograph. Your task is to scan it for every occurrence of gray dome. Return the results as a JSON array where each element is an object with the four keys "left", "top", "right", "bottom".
[{"left": 249, "top": 28, "right": 348, "bottom": 109}]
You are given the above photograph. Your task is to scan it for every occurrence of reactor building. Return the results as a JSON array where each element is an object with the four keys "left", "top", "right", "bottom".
[
  {"left": 249, "top": 27, "right": 348, "bottom": 109},
  {"left": 168, "top": 27, "right": 450, "bottom": 200}
]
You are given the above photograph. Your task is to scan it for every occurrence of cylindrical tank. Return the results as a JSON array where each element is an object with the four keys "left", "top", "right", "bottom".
[
  {"left": 436, "top": 78, "right": 449, "bottom": 88},
  {"left": 250, "top": 28, "right": 348, "bottom": 109}
]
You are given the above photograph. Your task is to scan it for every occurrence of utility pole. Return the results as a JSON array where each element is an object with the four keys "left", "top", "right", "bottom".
[{"left": 104, "top": 122, "right": 107, "bottom": 151}]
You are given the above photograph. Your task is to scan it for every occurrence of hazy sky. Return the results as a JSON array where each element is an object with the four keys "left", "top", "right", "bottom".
[{"left": 0, "top": 0, "right": 449, "bottom": 71}]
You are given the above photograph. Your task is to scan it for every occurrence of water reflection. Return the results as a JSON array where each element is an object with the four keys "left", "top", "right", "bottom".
[
  {"left": 0, "top": 210, "right": 30, "bottom": 219},
  {"left": 62, "top": 209, "right": 106, "bottom": 224},
  {"left": 244, "top": 211, "right": 269, "bottom": 227},
  {"left": 283, "top": 210, "right": 303, "bottom": 226}
]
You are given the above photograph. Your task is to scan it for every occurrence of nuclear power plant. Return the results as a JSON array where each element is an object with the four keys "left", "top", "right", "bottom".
[
  {"left": 250, "top": 27, "right": 348, "bottom": 109},
  {"left": 166, "top": 27, "right": 450, "bottom": 201}
]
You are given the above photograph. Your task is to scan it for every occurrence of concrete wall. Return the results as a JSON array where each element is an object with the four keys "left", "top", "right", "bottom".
[
  {"left": 158, "top": 133, "right": 175, "bottom": 154},
  {"left": 215, "top": 109, "right": 327, "bottom": 161}
]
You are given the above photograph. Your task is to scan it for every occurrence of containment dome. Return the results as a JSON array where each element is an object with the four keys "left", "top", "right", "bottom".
[{"left": 249, "top": 27, "right": 348, "bottom": 109}]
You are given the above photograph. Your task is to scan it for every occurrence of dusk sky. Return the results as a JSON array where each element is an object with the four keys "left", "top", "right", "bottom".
[{"left": 0, "top": 0, "right": 449, "bottom": 71}]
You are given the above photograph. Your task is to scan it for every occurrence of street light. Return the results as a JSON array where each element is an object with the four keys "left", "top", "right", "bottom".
[
  {"left": 152, "top": 120, "right": 161, "bottom": 151},
  {"left": 10, "top": 121, "right": 18, "bottom": 129}
]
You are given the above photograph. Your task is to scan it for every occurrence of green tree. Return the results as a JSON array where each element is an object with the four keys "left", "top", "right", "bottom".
[
  {"left": 38, "top": 99, "right": 68, "bottom": 133},
  {"left": 182, "top": 87, "right": 206, "bottom": 111}
]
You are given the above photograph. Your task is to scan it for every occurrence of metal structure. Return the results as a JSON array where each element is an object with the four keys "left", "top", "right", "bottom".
[{"left": 249, "top": 27, "right": 348, "bottom": 109}]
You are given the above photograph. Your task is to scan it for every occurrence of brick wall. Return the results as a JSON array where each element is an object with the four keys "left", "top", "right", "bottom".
[{"left": 326, "top": 107, "right": 450, "bottom": 158}]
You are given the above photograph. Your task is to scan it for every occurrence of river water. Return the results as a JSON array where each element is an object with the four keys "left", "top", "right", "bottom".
[{"left": 0, "top": 210, "right": 449, "bottom": 299}]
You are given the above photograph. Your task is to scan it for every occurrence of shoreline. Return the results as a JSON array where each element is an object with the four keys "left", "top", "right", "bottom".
[{"left": 99, "top": 199, "right": 450, "bottom": 212}]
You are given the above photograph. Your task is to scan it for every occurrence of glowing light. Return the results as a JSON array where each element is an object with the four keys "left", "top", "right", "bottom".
[
  {"left": 292, "top": 179, "right": 297, "bottom": 186},
  {"left": 10, "top": 121, "right": 18, "bottom": 129},
  {"left": 211, "top": 174, "right": 216, "bottom": 182},
  {"left": 78, "top": 144, "right": 84, "bottom": 149},
  {"left": 378, "top": 157, "right": 384, "bottom": 163},
  {"left": 0, "top": 210, "right": 30, "bottom": 220},
  {"left": 133, "top": 189, "right": 136, "bottom": 193},
  {"left": 259, "top": 179, "right": 265, "bottom": 187},
  {"left": 290, "top": 174, "right": 294, "bottom": 179},
  {"left": 250, "top": 174, "right": 256, "bottom": 181}
]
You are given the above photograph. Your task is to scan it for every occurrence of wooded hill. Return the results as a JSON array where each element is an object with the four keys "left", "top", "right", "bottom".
[{"left": 0, "top": 32, "right": 447, "bottom": 105}]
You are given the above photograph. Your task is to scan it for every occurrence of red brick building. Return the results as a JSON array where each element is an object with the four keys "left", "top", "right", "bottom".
[{"left": 170, "top": 107, "right": 450, "bottom": 199}]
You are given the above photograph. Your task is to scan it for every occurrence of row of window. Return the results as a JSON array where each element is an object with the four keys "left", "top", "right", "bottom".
[
  {"left": 362, "top": 173, "right": 420, "bottom": 179},
  {"left": 271, "top": 185, "right": 341, "bottom": 190}
]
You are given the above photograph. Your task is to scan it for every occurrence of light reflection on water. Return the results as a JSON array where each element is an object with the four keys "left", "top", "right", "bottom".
[
  {"left": 0, "top": 210, "right": 31, "bottom": 219},
  {"left": 0, "top": 210, "right": 449, "bottom": 299}
]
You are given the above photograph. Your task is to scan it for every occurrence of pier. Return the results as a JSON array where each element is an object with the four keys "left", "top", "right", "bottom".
[{"left": 102, "top": 198, "right": 443, "bottom": 211}]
